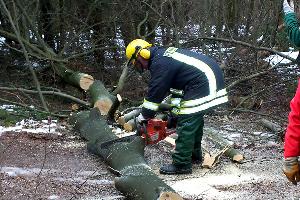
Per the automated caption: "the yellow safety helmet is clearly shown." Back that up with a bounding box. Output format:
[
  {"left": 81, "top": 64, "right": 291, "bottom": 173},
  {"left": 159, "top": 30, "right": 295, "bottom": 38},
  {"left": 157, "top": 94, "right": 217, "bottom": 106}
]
[{"left": 125, "top": 39, "right": 152, "bottom": 63}]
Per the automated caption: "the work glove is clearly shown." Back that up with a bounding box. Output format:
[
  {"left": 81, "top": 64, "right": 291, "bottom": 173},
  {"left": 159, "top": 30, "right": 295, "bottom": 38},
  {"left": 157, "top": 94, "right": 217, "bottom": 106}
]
[
  {"left": 283, "top": 156, "right": 300, "bottom": 185},
  {"left": 283, "top": 0, "right": 295, "bottom": 14}
]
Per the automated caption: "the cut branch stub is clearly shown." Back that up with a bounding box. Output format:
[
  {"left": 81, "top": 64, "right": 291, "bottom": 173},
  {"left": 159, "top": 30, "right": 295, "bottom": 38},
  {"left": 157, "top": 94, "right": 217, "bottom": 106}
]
[
  {"left": 89, "top": 80, "right": 116, "bottom": 115},
  {"left": 107, "top": 94, "right": 122, "bottom": 122}
]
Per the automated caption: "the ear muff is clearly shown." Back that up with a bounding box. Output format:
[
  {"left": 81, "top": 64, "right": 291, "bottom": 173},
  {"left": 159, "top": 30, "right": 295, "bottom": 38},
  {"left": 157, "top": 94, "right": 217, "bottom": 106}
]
[{"left": 139, "top": 48, "right": 150, "bottom": 59}]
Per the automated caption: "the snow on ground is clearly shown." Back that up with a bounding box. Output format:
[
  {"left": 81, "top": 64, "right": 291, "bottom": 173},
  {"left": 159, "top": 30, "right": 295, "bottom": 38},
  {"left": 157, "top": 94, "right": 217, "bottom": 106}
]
[
  {"left": 264, "top": 50, "right": 299, "bottom": 66},
  {"left": 0, "top": 105, "right": 65, "bottom": 136},
  {"left": 0, "top": 119, "right": 65, "bottom": 136}
]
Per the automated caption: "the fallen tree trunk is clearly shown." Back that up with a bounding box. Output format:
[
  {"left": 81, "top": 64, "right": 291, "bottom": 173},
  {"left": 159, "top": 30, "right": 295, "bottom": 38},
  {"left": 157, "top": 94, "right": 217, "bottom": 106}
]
[
  {"left": 54, "top": 63, "right": 94, "bottom": 91},
  {"left": 69, "top": 108, "right": 183, "bottom": 200}
]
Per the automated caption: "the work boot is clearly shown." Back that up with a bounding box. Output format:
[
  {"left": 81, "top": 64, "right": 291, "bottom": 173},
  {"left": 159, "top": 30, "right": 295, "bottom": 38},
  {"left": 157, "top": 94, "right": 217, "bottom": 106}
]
[{"left": 159, "top": 163, "right": 192, "bottom": 175}]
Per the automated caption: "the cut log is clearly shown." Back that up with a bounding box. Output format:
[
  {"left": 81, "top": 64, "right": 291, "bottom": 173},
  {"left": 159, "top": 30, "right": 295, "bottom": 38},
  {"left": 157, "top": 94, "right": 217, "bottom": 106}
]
[
  {"left": 117, "top": 109, "right": 141, "bottom": 125},
  {"left": 69, "top": 108, "right": 182, "bottom": 200},
  {"left": 259, "top": 118, "right": 282, "bottom": 133},
  {"left": 54, "top": 63, "right": 94, "bottom": 90},
  {"left": 204, "top": 128, "right": 244, "bottom": 163},
  {"left": 89, "top": 80, "right": 116, "bottom": 115},
  {"left": 79, "top": 73, "right": 94, "bottom": 90},
  {"left": 123, "top": 118, "right": 136, "bottom": 132}
]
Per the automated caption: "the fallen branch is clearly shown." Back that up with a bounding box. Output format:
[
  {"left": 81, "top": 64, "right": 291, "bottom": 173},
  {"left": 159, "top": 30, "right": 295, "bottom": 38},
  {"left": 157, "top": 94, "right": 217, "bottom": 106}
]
[
  {"left": 0, "top": 87, "right": 90, "bottom": 107},
  {"left": 107, "top": 94, "right": 122, "bottom": 122},
  {"left": 204, "top": 128, "right": 244, "bottom": 163},
  {"left": 259, "top": 118, "right": 282, "bottom": 133},
  {"left": 186, "top": 37, "right": 296, "bottom": 62},
  {"left": 0, "top": 97, "right": 68, "bottom": 118}
]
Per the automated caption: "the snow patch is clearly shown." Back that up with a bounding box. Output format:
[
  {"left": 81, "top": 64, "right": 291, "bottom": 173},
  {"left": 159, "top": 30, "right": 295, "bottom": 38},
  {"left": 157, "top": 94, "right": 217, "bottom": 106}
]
[
  {"left": 0, "top": 118, "right": 65, "bottom": 136},
  {"left": 265, "top": 51, "right": 299, "bottom": 66},
  {"left": 48, "top": 195, "right": 60, "bottom": 200},
  {"left": 172, "top": 172, "right": 262, "bottom": 198}
]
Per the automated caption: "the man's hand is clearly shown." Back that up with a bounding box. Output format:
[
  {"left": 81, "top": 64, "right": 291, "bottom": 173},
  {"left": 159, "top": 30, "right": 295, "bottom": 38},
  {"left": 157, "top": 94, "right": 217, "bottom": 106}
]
[
  {"left": 283, "top": 157, "right": 300, "bottom": 185},
  {"left": 283, "top": 0, "right": 295, "bottom": 14}
]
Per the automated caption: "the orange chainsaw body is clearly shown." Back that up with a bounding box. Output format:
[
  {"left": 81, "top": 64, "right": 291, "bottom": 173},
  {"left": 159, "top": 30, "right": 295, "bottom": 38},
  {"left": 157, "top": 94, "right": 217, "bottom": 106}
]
[{"left": 140, "top": 119, "right": 175, "bottom": 144}]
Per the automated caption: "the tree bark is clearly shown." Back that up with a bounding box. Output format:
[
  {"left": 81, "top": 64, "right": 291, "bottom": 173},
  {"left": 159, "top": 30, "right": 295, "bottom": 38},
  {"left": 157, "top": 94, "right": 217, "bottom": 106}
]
[
  {"left": 69, "top": 108, "right": 182, "bottom": 200},
  {"left": 89, "top": 80, "right": 116, "bottom": 115}
]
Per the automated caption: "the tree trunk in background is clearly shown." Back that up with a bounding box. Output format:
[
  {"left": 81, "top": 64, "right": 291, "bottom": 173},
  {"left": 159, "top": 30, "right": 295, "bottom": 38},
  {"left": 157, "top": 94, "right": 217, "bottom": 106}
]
[
  {"left": 244, "top": 0, "right": 255, "bottom": 36},
  {"left": 39, "top": 0, "right": 56, "bottom": 51},
  {"left": 225, "top": 0, "right": 237, "bottom": 36}
]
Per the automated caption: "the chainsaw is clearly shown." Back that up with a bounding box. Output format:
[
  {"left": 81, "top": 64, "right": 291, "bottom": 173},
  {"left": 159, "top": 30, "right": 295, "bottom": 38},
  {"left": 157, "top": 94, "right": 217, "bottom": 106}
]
[
  {"left": 100, "top": 117, "right": 177, "bottom": 149},
  {"left": 136, "top": 118, "right": 176, "bottom": 145}
]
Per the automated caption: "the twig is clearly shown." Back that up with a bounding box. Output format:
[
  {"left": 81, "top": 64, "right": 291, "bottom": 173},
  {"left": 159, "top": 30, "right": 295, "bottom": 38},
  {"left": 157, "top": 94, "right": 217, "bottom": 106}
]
[{"left": 112, "top": 61, "right": 130, "bottom": 96}]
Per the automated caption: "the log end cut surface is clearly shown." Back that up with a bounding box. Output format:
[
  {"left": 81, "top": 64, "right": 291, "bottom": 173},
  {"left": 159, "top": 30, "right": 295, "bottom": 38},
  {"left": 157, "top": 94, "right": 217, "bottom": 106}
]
[
  {"left": 94, "top": 98, "right": 113, "bottom": 115},
  {"left": 232, "top": 154, "right": 244, "bottom": 163},
  {"left": 80, "top": 74, "right": 94, "bottom": 90},
  {"left": 159, "top": 192, "right": 183, "bottom": 200}
]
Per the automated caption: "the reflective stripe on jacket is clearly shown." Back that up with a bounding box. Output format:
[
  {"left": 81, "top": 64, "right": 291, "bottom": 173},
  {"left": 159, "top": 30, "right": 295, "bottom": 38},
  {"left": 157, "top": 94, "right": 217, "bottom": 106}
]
[{"left": 142, "top": 47, "right": 228, "bottom": 118}]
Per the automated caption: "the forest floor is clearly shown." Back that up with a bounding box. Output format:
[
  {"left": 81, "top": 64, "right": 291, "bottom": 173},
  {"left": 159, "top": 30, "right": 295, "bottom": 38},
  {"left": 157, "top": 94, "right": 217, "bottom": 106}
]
[{"left": 0, "top": 111, "right": 299, "bottom": 200}]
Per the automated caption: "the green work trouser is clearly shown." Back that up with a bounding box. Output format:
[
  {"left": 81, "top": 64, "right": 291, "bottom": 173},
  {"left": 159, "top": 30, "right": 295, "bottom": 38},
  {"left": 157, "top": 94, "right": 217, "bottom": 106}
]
[{"left": 172, "top": 113, "right": 204, "bottom": 166}]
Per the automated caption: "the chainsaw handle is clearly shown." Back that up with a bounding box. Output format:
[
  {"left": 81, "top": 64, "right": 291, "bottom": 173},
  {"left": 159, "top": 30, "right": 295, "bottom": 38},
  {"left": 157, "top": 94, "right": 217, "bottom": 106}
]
[{"left": 135, "top": 118, "right": 148, "bottom": 136}]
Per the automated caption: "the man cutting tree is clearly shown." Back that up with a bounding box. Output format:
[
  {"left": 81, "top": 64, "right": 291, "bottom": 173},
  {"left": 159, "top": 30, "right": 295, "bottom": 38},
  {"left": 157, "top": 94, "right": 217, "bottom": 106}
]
[
  {"left": 282, "top": 0, "right": 300, "bottom": 185},
  {"left": 125, "top": 39, "right": 228, "bottom": 174}
]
